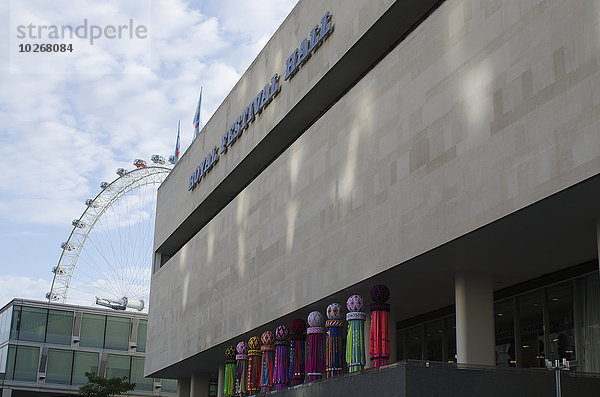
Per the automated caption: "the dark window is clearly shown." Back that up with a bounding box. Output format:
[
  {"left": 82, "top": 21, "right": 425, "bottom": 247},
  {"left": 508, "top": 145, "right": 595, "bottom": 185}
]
[
  {"left": 46, "top": 310, "right": 73, "bottom": 345},
  {"left": 79, "top": 314, "right": 105, "bottom": 348}
]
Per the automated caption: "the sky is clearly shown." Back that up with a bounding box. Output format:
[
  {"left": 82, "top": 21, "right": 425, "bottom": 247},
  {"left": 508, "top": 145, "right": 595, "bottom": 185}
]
[{"left": 0, "top": 0, "right": 298, "bottom": 308}]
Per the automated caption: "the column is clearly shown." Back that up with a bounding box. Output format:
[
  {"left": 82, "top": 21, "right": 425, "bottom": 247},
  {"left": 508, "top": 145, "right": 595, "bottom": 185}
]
[
  {"left": 363, "top": 312, "right": 371, "bottom": 369},
  {"left": 455, "top": 272, "right": 495, "bottom": 365},
  {"left": 190, "top": 372, "right": 210, "bottom": 397},
  {"left": 216, "top": 364, "right": 224, "bottom": 397},
  {"left": 2, "top": 389, "right": 12, "bottom": 397},
  {"left": 177, "top": 377, "right": 191, "bottom": 397},
  {"left": 389, "top": 309, "right": 397, "bottom": 363}
]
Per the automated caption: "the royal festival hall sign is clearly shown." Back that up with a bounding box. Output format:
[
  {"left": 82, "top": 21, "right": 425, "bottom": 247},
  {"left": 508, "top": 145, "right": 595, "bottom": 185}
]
[{"left": 189, "top": 12, "right": 333, "bottom": 191}]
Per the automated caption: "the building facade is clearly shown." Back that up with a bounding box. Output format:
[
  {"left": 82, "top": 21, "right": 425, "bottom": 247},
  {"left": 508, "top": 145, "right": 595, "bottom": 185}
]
[
  {"left": 0, "top": 299, "right": 177, "bottom": 397},
  {"left": 146, "top": 0, "right": 600, "bottom": 395}
]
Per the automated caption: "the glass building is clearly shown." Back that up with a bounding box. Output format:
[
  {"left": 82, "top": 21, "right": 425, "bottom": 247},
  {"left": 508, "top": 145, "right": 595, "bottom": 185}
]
[{"left": 0, "top": 299, "right": 177, "bottom": 397}]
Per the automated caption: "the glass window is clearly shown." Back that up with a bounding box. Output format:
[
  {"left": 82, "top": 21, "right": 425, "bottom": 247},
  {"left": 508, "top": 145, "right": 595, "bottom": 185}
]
[
  {"left": 46, "top": 349, "right": 73, "bottom": 385},
  {"left": 405, "top": 325, "right": 423, "bottom": 360},
  {"left": 425, "top": 319, "right": 443, "bottom": 361},
  {"left": 397, "top": 330, "right": 406, "bottom": 361},
  {"left": 495, "top": 298, "right": 516, "bottom": 367},
  {"left": 0, "top": 306, "right": 13, "bottom": 344},
  {"left": 0, "top": 345, "right": 7, "bottom": 373},
  {"left": 130, "top": 357, "right": 152, "bottom": 391},
  {"left": 19, "top": 307, "right": 47, "bottom": 342},
  {"left": 443, "top": 316, "right": 456, "bottom": 363},
  {"left": 13, "top": 346, "right": 39, "bottom": 381},
  {"left": 46, "top": 310, "right": 73, "bottom": 345},
  {"left": 137, "top": 320, "right": 147, "bottom": 353},
  {"left": 6, "top": 345, "right": 16, "bottom": 380},
  {"left": 161, "top": 379, "right": 177, "bottom": 394},
  {"left": 80, "top": 314, "right": 105, "bottom": 348},
  {"left": 574, "top": 272, "right": 600, "bottom": 373},
  {"left": 517, "top": 291, "right": 545, "bottom": 368},
  {"left": 106, "top": 354, "right": 130, "bottom": 380},
  {"left": 10, "top": 306, "right": 21, "bottom": 340},
  {"left": 72, "top": 351, "right": 99, "bottom": 385},
  {"left": 209, "top": 379, "right": 217, "bottom": 396},
  {"left": 546, "top": 282, "right": 575, "bottom": 363},
  {"left": 105, "top": 317, "right": 130, "bottom": 351}
]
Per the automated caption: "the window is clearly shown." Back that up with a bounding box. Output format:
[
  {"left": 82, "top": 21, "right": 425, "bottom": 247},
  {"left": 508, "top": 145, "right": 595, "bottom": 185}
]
[
  {"left": 130, "top": 357, "right": 152, "bottom": 391},
  {"left": 13, "top": 345, "right": 39, "bottom": 381},
  {"left": 495, "top": 298, "right": 515, "bottom": 367},
  {"left": 46, "top": 310, "right": 73, "bottom": 345},
  {"left": 161, "top": 378, "right": 178, "bottom": 394},
  {"left": 574, "top": 273, "right": 600, "bottom": 373},
  {"left": 46, "top": 349, "right": 73, "bottom": 384},
  {"left": 0, "top": 306, "right": 13, "bottom": 344},
  {"left": 517, "top": 290, "right": 545, "bottom": 368},
  {"left": 106, "top": 354, "right": 130, "bottom": 380},
  {"left": 398, "top": 315, "right": 456, "bottom": 363},
  {"left": 72, "top": 351, "right": 99, "bottom": 385},
  {"left": 6, "top": 345, "right": 16, "bottom": 380},
  {"left": 80, "top": 314, "right": 105, "bottom": 348},
  {"left": 0, "top": 345, "right": 8, "bottom": 373},
  {"left": 105, "top": 317, "right": 130, "bottom": 350},
  {"left": 405, "top": 325, "right": 423, "bottom": 360},
  {"left": 137, "top": 320, "right": 147, "bottom": 352},
  {"left": 10, "top": 306, "right": 20, "bottom": 340},
  {"left": 18, "top": 307, "right": 47, "bottom": 342},
  {"left": 546, "top": 282, "right": 575, "bottom": 363}
]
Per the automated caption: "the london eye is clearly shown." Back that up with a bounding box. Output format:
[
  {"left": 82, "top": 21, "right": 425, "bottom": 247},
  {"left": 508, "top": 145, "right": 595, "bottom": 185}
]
[{"left": 47, "top": 156, "right": 172, "bottom": 311}]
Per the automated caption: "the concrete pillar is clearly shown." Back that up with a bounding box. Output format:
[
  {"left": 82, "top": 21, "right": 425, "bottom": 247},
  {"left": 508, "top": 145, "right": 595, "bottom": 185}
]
[
  {"left": 190, "top": 372, "right": 210, "bottom": 397},
  {"left": 455, "top": 272, "right": 495, "bottom": 365},
  {"left": 364, "top": 312, "right": 371, "bottom": 369},
  {"left": 177, "top": 377, "right": 191, "bottom": 397},
  {"left": 216, "top": 364, "right": 224, "bottom": 397},
  {"left": 389, "top": 309, "right": 397, "bottom": 363}
]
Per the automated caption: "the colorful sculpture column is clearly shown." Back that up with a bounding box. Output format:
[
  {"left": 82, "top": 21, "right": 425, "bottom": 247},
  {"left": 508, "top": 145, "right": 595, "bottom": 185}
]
[
  {"left": 306, "top": 311, "right": 325, "bottom": 382},
  {"left": 246, "top": 336, "right": 261, "bottom": 396},
  {"left": 259, "top": 331, "right": 275, "bottom": 393},
  {"left": 273, "top": 325, "right": 290, "bottom": 389},
  {"left": 346, "top": 295, "right": 366, "bottom": 373},
  {"left": 325, "top": 303, "right": 344, "bottom": 378},
  {"left": 235, "top": 341, "right": 249, "bottom": 396},
  {"left": 289, "top": 319, "right": 307, "bottom": 386},
  {"left": 223, "top": 346, "right": 237, "bottom": 397},
  {"left": 370, "top": 284, "right": 391, "bottom": 367}
]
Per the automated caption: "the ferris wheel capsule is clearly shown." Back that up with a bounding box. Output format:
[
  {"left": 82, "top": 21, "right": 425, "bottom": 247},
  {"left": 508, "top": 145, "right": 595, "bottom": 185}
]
[
  {"left": 151, "top": 154, "right": 165, "bottom": 165},
  {"left": 61, "top": 242, "right": 75, "bottom": 251},
  {"left": 116, "top": 168, "right": 127, "bottom": 177},
  {"left": 100, "top": 182, "right": 109, "bottom": 189},
  {"left": 168, "top": 155, "right": 176, "bottom": 165},
  {"left": 72, "top": 219, "right": 86, "bottom": 228},
  {"left": 52, "top": 266, "right": 66, "bottom": 275},
  {"left": 133, "top": 159, "right": 147, "bottom": 168},
  {"left": 85, "top": 199, "right": 98, "bottom": 208}
]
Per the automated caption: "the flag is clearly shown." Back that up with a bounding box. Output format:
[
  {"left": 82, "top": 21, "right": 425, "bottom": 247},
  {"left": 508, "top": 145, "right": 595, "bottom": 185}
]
[
  {"left": 193, "top": 87, "right": 203, "bottom": 138},
  {"left": 174, "top": 120, "right": 181, "bottom": 163}
]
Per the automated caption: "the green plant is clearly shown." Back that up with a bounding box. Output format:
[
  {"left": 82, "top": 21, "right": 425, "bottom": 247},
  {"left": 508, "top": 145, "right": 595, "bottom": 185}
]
[{"left": 78, "top": 372, "right": 136, "bottom": 397}]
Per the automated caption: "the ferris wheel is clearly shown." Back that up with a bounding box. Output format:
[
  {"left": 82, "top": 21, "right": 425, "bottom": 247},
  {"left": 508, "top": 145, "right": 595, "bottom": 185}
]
[{"left": 47, "top": 155, "right": 174, "bottom": 311}]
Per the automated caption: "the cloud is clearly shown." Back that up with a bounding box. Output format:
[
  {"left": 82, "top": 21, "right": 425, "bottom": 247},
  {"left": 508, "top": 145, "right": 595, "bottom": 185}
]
[
  {"left": 0, "top": 276, "right": 49, "bottom": 308},
  {"left": 0, "top": 0, "right": 298, "bottom": 228},
  {"left": 0, "top": 0, "right": 298, "bottom": 308}
]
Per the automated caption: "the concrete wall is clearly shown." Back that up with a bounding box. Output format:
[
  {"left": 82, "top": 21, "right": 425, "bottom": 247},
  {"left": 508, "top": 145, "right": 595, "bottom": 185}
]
[
  {"left": 147, "top": 0, "right": 600, "bottom": 376},
  {"left": 153, "top": 0, "right": 396, "bottom": 252},
  {"left": 256, "top": 362, "right": 600, "bottom": 397}
]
